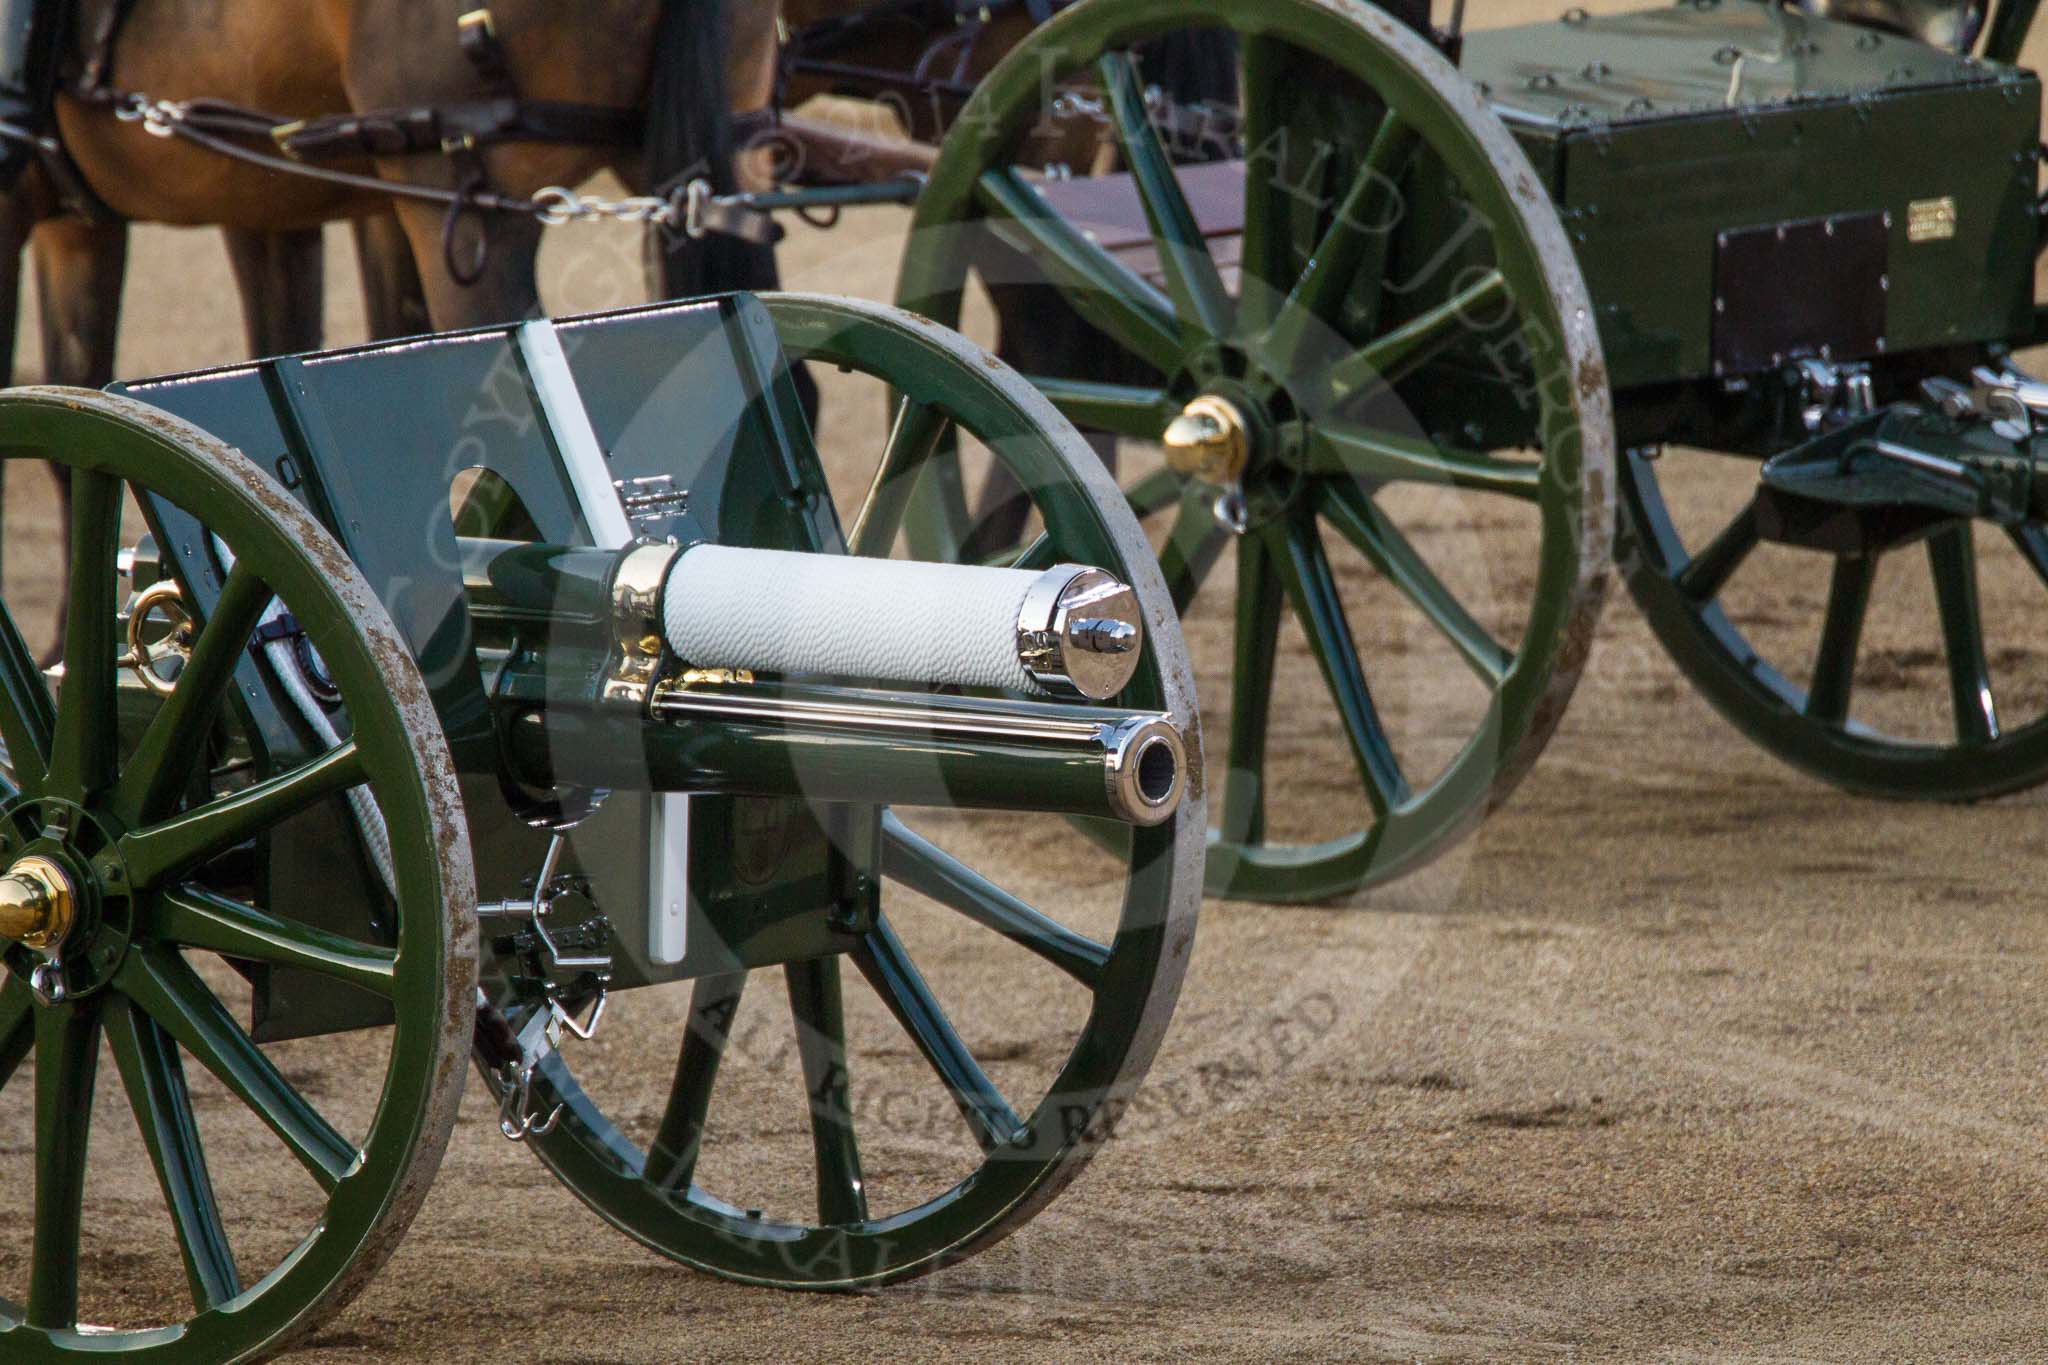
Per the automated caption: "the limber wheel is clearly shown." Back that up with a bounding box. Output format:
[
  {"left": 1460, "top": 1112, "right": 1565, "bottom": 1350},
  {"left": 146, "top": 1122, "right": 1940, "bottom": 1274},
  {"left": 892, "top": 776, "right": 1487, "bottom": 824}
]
[
  {"left": 0, "top": 392, "right": 474, "bottom": 1359},
  {"left": 498, "top": 295, "right": 1204, "bottom": 1288},
  {"left": 897, "top": 0, "right": 1613, "bottom": 904},
  {"left": 1623, "top": 446, "right": 2048, "bottom": 800}
]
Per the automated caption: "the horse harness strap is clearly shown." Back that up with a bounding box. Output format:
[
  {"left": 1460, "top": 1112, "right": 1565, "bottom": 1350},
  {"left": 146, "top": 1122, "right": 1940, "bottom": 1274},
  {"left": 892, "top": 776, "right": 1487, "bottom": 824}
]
[{"left": 271, "top": 98, "right": 641, "bottom": 165}]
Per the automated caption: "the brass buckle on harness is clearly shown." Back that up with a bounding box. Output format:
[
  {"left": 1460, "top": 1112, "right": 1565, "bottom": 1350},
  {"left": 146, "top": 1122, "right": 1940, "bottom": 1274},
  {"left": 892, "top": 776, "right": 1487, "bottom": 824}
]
[{"left": 269, "top": 118, "right": 306, "bottom": 159}]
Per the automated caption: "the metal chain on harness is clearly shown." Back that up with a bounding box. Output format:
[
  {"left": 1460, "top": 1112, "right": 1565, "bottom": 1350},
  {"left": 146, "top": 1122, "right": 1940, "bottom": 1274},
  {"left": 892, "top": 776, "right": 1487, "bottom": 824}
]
[{"left": 108, "top": 91, "right": 779, "bottom": 248}]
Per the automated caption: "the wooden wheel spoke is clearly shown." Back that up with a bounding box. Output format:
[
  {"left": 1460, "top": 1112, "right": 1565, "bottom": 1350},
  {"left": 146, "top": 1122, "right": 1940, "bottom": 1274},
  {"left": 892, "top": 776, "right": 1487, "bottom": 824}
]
[
  {"left": 1320, "top": 480, "right": 1512, "bottom": 686},
  {"left": 1158, "top": 495, "right": 1230, "bottom": 615},
  {"left": 975, "top": 168, "right": 1184, "bottom": 374},
  {"left": 29, "top": 998, "right": 102, "bottom": 1330},
  {"left": 1322, "top": 269, "right": 1508, "bottom": 402},
  {"left": 1222, "top": 533, "right": 1285, "bottom": 847},
  {"left": 1264, "top": 113, "right": 1420, "bottom": 373},
  {"left": 1236, "top": 33, "right": 1296, "bottom": 332},
  {"left": 112, "top": 563, "right": 272, "bottom": 826},
  {"left": 0, "top": 598, "right": 53, "bottom": 794},
  {"left": 1125, "top": 466, "right": 1184, "bottom": 521},
  {"left": 881, "top": 812, "right": 1110, "bottom": 989},
  {"left": 157, "top": 886, "right": 396, "bottom": 999},
  {"left": 785, "top": 959, "right": 869, "bottom": 1227},
  {"left": 992, "top": 531, "right": 1058, "bottom": 573},
  {"left": 644, "top": 973, "right": 746, "bottom": 1195},
  {"left": 1806, "top": 554, "right": 1877, "bottom": 726},
  {"left": 106, "top": 999, "right": 240, "bottom": 1311},
  {"left": 117, "top": 949, "right": 357, "bottom": 1191},
  {"left": 1274, "top": 517, "right": 1409, "bottom": 815},
  {"left": 851, "top": 399, "right": 951, "bottom": 558},
  {"left": 120, "top": 740, "right": 368, "bottom": 890},
  {"left": 854, "top": 915, "right": 1022, "bottom": 1154},
  {"left": 1030, "top": 376, "right": 1179, "bottom": 439},
  {"left": 1676, "top": 499, "right": 1762, "bottom": 604},
  {"left": 0, "top": 974, "right": 31, "bottom": 1093},
  {"left": 1308, "top": 423, "right": 1541, "bottom": 501},
  {"left": 1928, "top": 525, "right": 1999, "bottom": 744},
  {"left": 2005, "top": 523, "right": 2048, "bottom": 596},
  {"left": 45, "top": 470, "right": 126, "bottom": 802},
  {"left": 1097, "top": 51, "right": 1235, "bottom": 342}
]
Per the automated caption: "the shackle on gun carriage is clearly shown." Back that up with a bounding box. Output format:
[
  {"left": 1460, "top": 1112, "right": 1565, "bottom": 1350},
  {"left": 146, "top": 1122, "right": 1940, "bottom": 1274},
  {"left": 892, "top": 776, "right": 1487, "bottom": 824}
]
[{"left": 0, "top": 291, "right": 1204, "bottom": 1357}]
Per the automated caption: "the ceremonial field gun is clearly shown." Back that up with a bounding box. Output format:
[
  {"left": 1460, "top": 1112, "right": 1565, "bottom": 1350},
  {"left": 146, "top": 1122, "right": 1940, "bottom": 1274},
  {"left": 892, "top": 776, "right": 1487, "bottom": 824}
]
[{"left": 0, "top": 292, "right": 1203, "bottom": 1358}]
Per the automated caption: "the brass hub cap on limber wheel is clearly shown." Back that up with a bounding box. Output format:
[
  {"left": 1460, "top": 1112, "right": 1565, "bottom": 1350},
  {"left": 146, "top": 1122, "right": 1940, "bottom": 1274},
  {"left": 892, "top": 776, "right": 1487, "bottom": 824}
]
[
  {"left": 1163, "top": 394, "right": 1253, "bottom": 485},
  {"left": 0, "top": 857, "right": 74, "bottom": 951}
]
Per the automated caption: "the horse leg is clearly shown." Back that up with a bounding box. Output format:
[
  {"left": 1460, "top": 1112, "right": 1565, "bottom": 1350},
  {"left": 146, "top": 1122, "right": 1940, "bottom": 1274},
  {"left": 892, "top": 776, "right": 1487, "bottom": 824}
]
[
  {"left": 0, "top": 186, "right": 34, "bottom": 596},
  {"left": 384, "top": 197, "right": 545, "bottom": 330},
  {"left": 224, "top": 226, "right": 326, "bottom": 358},
  {"left": 29, "top": 213, "right": 126, "bottom": 664},
  {"left": 352, "top": 211, "right": 431, "bottom": 341}
]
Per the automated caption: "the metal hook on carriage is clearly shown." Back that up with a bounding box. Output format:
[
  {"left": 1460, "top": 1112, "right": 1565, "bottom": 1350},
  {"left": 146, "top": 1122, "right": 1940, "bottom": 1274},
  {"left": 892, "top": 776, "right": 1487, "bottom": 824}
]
[{"left": 496, "top": 1059, "right": 566, "bottom": 1141}]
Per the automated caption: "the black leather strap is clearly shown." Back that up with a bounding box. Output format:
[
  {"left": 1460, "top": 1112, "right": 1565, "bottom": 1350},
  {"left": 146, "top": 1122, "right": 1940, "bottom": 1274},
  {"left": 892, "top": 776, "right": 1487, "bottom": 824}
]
[{"left": 276, "top": 97, "right": 640, "bottom": 163}]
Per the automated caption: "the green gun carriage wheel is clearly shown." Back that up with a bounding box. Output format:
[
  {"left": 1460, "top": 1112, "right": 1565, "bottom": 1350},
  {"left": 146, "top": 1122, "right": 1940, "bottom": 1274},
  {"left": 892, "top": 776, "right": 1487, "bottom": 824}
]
[
  {"left": 897, "top": 0, "right": 1614, "bottom": 904},
  {"left": 490, "top": 294, "right": 1204, "bottom": 1288},
  {"left": 1621, "top": 445, "right": 2048, "bottom": 802},
  {"left": 0, "top": 391, "right": 475, "bottom": 1360}
]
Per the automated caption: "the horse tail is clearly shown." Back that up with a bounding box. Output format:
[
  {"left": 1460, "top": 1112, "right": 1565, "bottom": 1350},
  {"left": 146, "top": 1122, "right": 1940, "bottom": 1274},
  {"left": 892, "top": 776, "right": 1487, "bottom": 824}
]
[{"left": 644, "top": 0, "right": 780, "bottom": 300}]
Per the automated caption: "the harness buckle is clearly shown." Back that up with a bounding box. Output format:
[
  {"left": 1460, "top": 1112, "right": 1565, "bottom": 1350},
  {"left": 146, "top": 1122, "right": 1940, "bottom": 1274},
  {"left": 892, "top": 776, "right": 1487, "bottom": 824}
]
[{"left": 270, "top": 118, "right": 307, "bottom": 159}]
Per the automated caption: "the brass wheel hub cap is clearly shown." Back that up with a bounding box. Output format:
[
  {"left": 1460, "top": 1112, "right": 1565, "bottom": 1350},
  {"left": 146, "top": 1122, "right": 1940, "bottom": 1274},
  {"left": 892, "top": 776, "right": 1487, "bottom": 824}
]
[
  {"left": 1162, "top": 394, "right": 1253, "bottom": 486},
  {"left": 0, "top": 855, "right": 75, "bottom": 951}
]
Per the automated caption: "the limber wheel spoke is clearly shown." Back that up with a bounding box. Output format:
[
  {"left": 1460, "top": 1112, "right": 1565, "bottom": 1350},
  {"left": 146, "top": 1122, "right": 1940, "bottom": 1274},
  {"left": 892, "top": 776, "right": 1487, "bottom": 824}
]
[
  {"left": 45, "top": 469, "right": 124, "bottom": 802},
  {"left": 2006, "top": 523, "right": 2048, "bottom": 595},
  {"left": 1929, "top": 524, "right": 1999, "bottom": 744},
  {"left": 1030, "top": 376, "right": 1180, "bottom": 439},
  {"left": 645, "top": 972, "right": 745, "bottom": 1195},
  {"left": 120, "top": 740, "right": 368, "bottom": 890},
  {"left": 851, "top": 398, "right": 951, "bottom": 558},
  {"left": 1222, "top": 533, "right": 1284, "bottom": 847},
  {"left": 1322, "top": 269, "right": 1508, "bottom": 403},
  {"left": 1125, "top": 466, "right": 1184, "bottom": 521},
  {"left": 1158, "top": 495, "right": 1229, "bottom": 615},
  {"left": 785, "top": 959, "right": 868, "bottom": 1227},
  {"left": 995, "top": 531, "right": 1058, "bottom": 573},
  {"left": 1320, "top": 479, "right": 1512, "bottom": 687},
  {"left": 158, "top": 886, "right": 396, "bottom": 999},
  {"left": 0, "top": 598, "right": 53, "bottom": 793},
  {"left": 117, "top": 948, "right": 357, "bottom": 1191},
  {"left": 0, "top": 975, "right": 32, "bottom": 1094},
  {"left": 1097, "top": 51, "right": 1234, "bottom": 343},
  {"left": 1807, "top": 553, "right": 1877, "bottom": 726},
  {"left": 854, "top": 914, "right": 1022, "bottom": 1154},
  {"left": 881, "top": 812, "right": 1110, "bottom": 989},
  {"left": 113, "top": 563, "right": 271, "bottom": 826},
  {"left": 29, "top": 998, "right": 102, "bottom": 1331},
  {"left": 1264, "top": 113, "right": 1419, "bottom": 375},
  {"left": 1275, "top": 515, "right": 1409, "bottom": 816},
  {"left": 1309, "top": 423, "right": 1541, "bottom": 502},
  {"left": 976, "top": 168, "right": 1184, "bottom": 374},
  {"left": 1237, "top": 33, "right": 1295, "bottom": 333},
  {"left": 106, "top": 999, "right": 240, "bottom": 1311},
  {"left": 1676, "top": 499, "right": 1762, "bottom": 604}
]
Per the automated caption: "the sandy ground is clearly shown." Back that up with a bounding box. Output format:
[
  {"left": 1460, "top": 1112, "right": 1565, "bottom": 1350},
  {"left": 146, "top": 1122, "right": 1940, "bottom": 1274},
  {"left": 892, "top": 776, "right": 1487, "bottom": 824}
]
[{"left": 5, "top": 2, "right": 2048, "bottom": 1361}]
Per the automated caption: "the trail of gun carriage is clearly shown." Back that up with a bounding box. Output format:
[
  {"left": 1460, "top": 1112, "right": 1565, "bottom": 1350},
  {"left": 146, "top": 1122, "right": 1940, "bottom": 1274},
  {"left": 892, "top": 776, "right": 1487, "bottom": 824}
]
[{"left": 0, "top": 0, "right": 2045, "bottom": 1359}]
